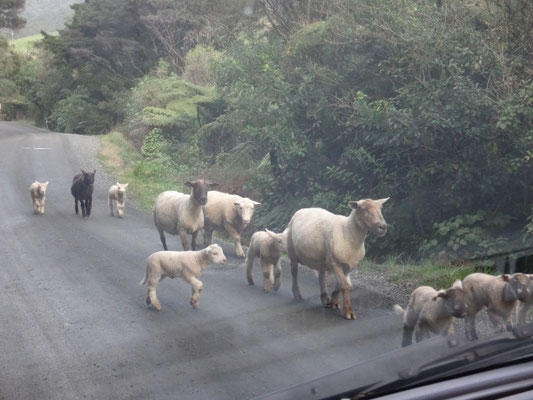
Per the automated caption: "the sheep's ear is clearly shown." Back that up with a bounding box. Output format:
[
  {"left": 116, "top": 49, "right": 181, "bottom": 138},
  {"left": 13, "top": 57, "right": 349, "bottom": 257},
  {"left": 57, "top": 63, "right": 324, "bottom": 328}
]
[
  {"left": 377, "top": 197, "right": 390, "bottom": 205},
  {"left": 252, "top": 201, "right": 261, "bottom": 206},
  {"left": 81, "top": 169, "right": 86, "bottom": 174},
  {"left": 123, "top": 183, "right": 128, "bottom": 188},
  {"left": 502, "top": 274, "right": 511, "bottom": 282},
  {"left": 348, "top": 201, "right": 358, "bottom": 209},
  {"left": 433, "top": 289, "right": 447, "bottom": 300},
  {"left": 265, "top": 229, "right": 276, "bottom": 239},
  {"left": 207, "top": 182, "right": 219, "bottom": 188},
  {"left": 185, "top": 181, "right": 194, "bottom": 188},
  {"left": 452, "top": 279, "right": 463, "bottom": 289},
  {"left": 43, "top": 181, "right": 49, "bottom": 186},
  {"left": 233, "top": 201, "right": 241, "bottom": 207},
  {"left": 93, "top": 169, "right": 96, "bottom": 174}
]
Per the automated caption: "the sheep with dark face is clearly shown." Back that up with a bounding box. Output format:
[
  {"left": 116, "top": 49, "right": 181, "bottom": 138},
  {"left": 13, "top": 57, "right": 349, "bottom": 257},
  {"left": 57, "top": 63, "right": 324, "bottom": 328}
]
[
  {"left": 153, "top": 179, "right": 218, "bottom": 251},
  {"left": 463, "top": 272, "right": 531, "bottom": 340},
  {"left": 287, "top": 198, "right": 389, "bottom": 320},
  {"left": 30, "top": 181, "right": 48, "bottom": 214},
  {"left": 71, "top": 169, "right": 95, "bottom": 218},
  {"left": 394, "top": 280, "right": 468, "bottom": 347},
  {"left": 108, "top": 182, "right": 128, "bottom": 217},
  {"left": 246, "top": 229, "right": 287, "bottom": 293}
]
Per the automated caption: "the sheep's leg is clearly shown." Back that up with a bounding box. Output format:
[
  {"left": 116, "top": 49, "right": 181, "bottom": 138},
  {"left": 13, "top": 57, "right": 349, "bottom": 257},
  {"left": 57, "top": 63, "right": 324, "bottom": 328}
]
[
  {"left": 290, "top": 257, "right": 303, "bottom": 301},
  {"left": 74, "top": 198, "right": 79, "bottom": 214},
  {"left": 401, "top": 306, "right": 418, "bottom": 347},
  {"left": 224, "top": 223, "right": 244, "bottom": 257},
  {"left": 203, "top": 226, "right": 213, "bottom": 246},
  {"left": 401, "top": 325, "right": 414, "bottom": 347},
  {"left": 246, "top": 251, "right": 255, "bottom": 285},
  {"left": 146, "top": 287, "right": 161, "bottom": 311},
  {"left": 273, "top": 260, "right": 281, "bottom": 292},
  {"left": 186, "top": 276, "right": 203, "bottom": 309},
  {"left": 80, "top": 200, "right": 86, "bottom": 217},
  {"left": 331, "top": 263, "right": 355, "bottom": 320},
  {"left": 109, "top": 197, "right": 114, "bottom": 216},
  {"left": 415, "top": 321, "right": 431, "bottom": 343},
  {"left": 262, "top": 261, "right": 274, "bottom": 293},
  {"left": 87, "top": 197, "right": 92, "bottom": 216},
  {"left": 158, "top": 229, "right": 168, "bottom": 251},
  {"left": 518, "top": 303, "right": 530, "bottom": 326},
  {"left": 488, "top": 309, "right": 508, "bottom": 333},
  {"left": 191, "top": 230, "right": 199, "bottom": 251},
  {"left": 179, "top": 228, "right": 190, "bottom": 251},
  {"left": 330, "top": 280, "right": 340, "bottom": 310},
  {"left": 40, "top": 197, "right": 45, "bottom": 214},
  {"left": 319, "top": 271, "right": 330, "bottom": 306},
  {"left": 32, "top": 199, "right": 38, "bottom": 214},
  {"left": 465, "top": 315, "right": 479, "bottom": 341}
]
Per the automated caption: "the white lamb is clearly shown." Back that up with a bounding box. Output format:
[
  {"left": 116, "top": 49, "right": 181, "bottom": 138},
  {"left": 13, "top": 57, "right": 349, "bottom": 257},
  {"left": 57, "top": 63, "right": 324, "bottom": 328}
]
[
  {"left": 29, "top": 181, "right": 48, "bottom": 214},
  {"left": 108, "top": 182, "right": 128, "bottom": 217},
  {"left": 246, "top": 229, "right": 287, "bottom": 293},
  {"left": 203, "top": 190, "right": 261, "bottom": 257},
  {"left": 140, "top": 244, "right": 227, "bottom": 310}
]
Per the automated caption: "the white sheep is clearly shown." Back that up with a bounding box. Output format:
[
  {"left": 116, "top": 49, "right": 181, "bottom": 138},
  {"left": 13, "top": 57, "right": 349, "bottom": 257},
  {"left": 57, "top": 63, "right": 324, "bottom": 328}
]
[
  {"left": 463, "top": 272, "right": 531, "bottom": 340},
  {"left": 140, "top": 244, "right": 227, "bottom": 310},
  {"left": 246, "top": 229, "right": 287, "bottom": 293},
  {"left": 394, "top": 279, "right": 467, "bottom": 346},
  {"left": 203, "top": 190, "right": 261, "bottom": 257},
  {"left": 108, "top": 182, "right": 128, "bottom": 217},
  {"left": 153, "top": 179, "right": 218, "bottom": 251},
  {"left": 29, "top": 181, "right": 48, "bottom": 214},
  {"left": 287, "top": 198, "right": 389, "bottom": 320}
]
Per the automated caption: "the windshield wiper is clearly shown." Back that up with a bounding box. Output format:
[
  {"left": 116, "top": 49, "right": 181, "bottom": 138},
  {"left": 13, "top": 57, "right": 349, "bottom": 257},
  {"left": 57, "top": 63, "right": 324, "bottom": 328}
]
[{"left": 253, "top": 323, "right": 533, "bottom": 400}]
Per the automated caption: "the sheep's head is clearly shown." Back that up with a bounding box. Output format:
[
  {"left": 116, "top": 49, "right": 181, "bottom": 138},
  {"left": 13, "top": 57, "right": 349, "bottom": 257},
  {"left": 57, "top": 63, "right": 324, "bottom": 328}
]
[
  {"left": 207, "top": 244, "right": 227, "bottom": 264},
  {"left": 233, "top": 198, "right": 261, "bottom": 227},
  {"left": 81, "top": 169, "right": 96, "bottom": 185},
  {"left": 37, "top": 181, "right": 49, "bottom": 195},
  {"left": 502, "top": 273, "right": 531, "bottom": 302},
  {"left": 349, "top": 197, "right": 389, "bottom": 237},
  {"left": 185, "top": 179, "right": 218, "bottom": 206},
  {"left": 265, "top": 228, "right": 287, "bottom": 251},
  {"left": 116, "top": 182, "right": 128, "bottom": 196},
  {"left": 433, "top": 279, "right": 468, "bottom": 318}
]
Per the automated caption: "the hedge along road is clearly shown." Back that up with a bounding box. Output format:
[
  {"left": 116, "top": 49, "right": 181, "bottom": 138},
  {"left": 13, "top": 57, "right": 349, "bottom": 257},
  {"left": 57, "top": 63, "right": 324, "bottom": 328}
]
[{"left": 0, "top": 121, "right": 401, "bottom": 400}]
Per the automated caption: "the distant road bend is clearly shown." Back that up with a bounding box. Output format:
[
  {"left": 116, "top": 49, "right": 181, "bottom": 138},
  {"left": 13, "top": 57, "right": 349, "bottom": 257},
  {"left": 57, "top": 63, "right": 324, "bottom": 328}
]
[{"left": 0, "top": 122, "right": 400, "bottom": 400}]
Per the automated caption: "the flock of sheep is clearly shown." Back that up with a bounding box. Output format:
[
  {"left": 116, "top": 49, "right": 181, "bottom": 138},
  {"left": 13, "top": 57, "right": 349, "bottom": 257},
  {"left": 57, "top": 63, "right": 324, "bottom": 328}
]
[{"left": 30, "top": 174, "right": 533, "bottom": 346}]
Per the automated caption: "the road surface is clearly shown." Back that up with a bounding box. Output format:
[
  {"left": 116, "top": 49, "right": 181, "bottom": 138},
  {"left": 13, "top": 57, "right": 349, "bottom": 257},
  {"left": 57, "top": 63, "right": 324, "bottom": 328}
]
[{"left": 0, "top": 122, "right": 401, "bottom": 400}]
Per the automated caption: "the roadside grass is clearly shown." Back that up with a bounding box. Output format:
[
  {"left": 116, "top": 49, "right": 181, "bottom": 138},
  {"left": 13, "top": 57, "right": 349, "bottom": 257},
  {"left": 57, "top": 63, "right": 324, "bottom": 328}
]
[
  {"left": 359, "top": 255, "right": 496, "bottom": 289},
  {"left": 98, "top": 131, "right": 185, "bottom": 211},
  {"left": 11, "top": 33, "right": 47, "bottom": 52}
]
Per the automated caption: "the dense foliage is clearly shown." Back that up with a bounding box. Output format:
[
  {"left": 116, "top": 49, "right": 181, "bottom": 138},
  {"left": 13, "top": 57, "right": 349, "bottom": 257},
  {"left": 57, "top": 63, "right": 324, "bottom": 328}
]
[{"left": 7, "top": 0, "right": 533, "bottom": 258}]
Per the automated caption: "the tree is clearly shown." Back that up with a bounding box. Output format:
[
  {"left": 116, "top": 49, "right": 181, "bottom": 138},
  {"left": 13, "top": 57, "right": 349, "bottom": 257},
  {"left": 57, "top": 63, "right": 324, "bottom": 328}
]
[{"left": 0, "top": 0, "right": 26, "bottom": 30}]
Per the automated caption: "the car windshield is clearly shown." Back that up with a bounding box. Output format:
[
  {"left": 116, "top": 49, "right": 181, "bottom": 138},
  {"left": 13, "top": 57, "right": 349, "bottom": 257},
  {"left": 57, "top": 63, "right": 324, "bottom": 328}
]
[{"left": 2, "top": 1, "right": 533, "bottom": 399}]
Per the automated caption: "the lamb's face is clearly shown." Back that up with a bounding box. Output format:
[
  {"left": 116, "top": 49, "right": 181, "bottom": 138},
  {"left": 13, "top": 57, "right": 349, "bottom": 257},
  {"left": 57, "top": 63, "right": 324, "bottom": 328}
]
[
  {"left": 208, "top": 244, "right": 227, "bottom": 264},
  {"left": 437, "top": 287, "right": 468, "bottom": 318},
  {"left": 116, "top": 182, "right": 128, "bottom": 197},
  {"left": 233, "top": 198, "right": 261, "bottom": 227},
  {"left": 508, "top": 273, "right": 531, "bottom": 301},
  {"left": 349, "top": 198, "right": 389, "bottom": 237},
  {"left": 81, "top": 169, "right": 96, "bottom": 185},
  {"left": 38, "top": 181, "right": 49, "bottom": 195}
]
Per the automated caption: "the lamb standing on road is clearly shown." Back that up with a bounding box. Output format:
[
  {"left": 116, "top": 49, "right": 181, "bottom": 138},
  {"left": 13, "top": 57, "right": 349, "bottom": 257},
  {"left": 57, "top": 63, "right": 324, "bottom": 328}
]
[
  {"left": 30, "top": 181, "right": 49, "bottom": 214},
  {"left": 71, "top": 169, "right": 95, "bottom": 218},
  {"left": 203, "top": 190, "right": 261, "bottom": 257},
  {"left": 246, "top": 229, "right": 287, "bottom": 293},
  {"left": 286, "top": 198, "right": 389, "bottom": 320},
  {"left": 153, "top": 179, "right": 218, "bottom": 251},
  {"left": 394, "top": 279, "right": 468, "bottom": 347},
  {"left": 108, "top": 182, "right": 128, "bottom": 217},
  {"left": 463, "top": 272, "right": 530, "bottom": 340},
  {"left": 140, "top": 244, "right": 227, "bottom": 310}
]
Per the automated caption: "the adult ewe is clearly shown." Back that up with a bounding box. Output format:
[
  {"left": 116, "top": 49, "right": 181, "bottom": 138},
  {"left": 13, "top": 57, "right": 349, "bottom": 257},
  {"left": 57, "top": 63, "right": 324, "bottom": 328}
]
[
  {"left": 108, "top": 182, "right": 128, "bottom": 217},
  {"left": 394, "top": 279, "right": 467, "bottom": 347},
  {"left": 153, "top": 179, "right": 218, "bottom": 251},
  {"left": 140, "top": 244, "right": 227, "bottom": 310},
  {"left": 287, "top": 198, "right": 389, "bottom": 320},
  {"left": 203, "top": 191, "right": 261, "bottom": 257},
  {"left": 71, "top": 169, "right": 95, "bottom": 218},
  {"left": 29, "top": 181, "right": 48, "bottom": 214}
]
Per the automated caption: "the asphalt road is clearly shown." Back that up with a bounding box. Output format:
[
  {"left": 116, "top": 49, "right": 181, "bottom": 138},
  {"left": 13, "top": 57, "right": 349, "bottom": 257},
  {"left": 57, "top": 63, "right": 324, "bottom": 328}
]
[{"left": 0, "top": 122, "right": 401, "bottom": 400}]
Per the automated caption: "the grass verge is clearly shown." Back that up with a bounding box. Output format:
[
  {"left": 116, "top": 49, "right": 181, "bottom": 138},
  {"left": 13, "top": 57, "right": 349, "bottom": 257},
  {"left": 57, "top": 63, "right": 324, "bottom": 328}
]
[{"left": 98, "top": 131, "right": 185, "bottom": 211}]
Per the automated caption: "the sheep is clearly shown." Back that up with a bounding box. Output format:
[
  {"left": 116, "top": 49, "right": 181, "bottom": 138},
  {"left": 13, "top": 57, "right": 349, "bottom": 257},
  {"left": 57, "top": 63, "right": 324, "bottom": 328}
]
[
  {"left": 30, "top": 181, "right": 49, "bottom": 214},
  {"left": 153, "top": 179, "right": 218, "bottom": 251},
  {"left": 516, "top": 274, "right": 533, "bottom": 326},
  {"left": 71, "top": 169, "right": 95, "bottom": 218},
  {"left": 108, "top": 182, "right": 128, "bottom": 217},
  {"left": 463, "top": 272, "right": 531, "bottom": 340},
  {"left": 140, "top": 244, "right": 227, "bottom": 310},
  {"left": 394, "top": 279, "right": 468, "bottom": 347},
  {"left": 246, "top": 229, "right": 287, "bottom": 293},
  {"left": 287, "top": 198, "right": 389, "bottom": 320},
  {"left": 203, "top": 190, "right": 261, "bottom": 257}
]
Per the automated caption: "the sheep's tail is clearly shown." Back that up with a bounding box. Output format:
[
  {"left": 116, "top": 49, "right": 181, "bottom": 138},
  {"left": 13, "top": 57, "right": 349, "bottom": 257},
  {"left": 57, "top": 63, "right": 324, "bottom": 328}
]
[
  {"left": 140, "top": 267, "right": 148, "bottom": 285},
  {"left": 393, "top": 304, "right": 405, "bottom": 316}
]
